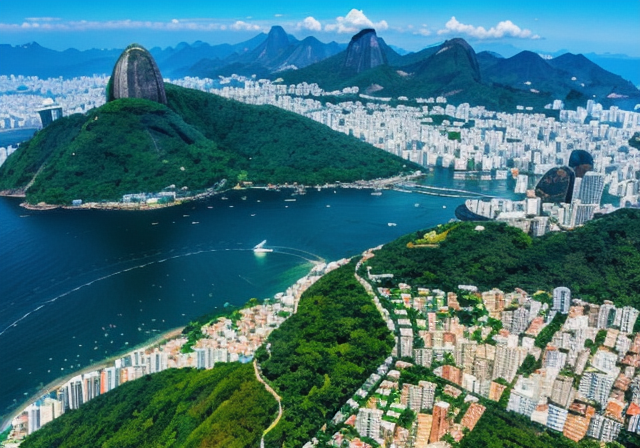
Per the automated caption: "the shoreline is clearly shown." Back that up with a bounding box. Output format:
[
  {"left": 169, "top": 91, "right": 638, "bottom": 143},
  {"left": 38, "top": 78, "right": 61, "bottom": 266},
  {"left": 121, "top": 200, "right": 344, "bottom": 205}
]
[
  {"left": 0, "top": 327, "right": 184, "bottom": 432},
  {"left": 0, "top": 259, "right": 327, "bottom": 435},
  {"left": 3, "top": 171, "right": 424, "bottom": 212}
]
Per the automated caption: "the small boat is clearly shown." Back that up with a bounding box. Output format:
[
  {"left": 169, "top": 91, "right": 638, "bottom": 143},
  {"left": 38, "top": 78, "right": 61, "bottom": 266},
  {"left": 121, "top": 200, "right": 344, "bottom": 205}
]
[
  {"left": 192, "top": 221, "right": 199, "bottom": 224},
  {"left": 388, "top": 223, "right": 397, "bottom": 227},
  {"left": 284, "top": 198, "right": 296, "bottom": 202},
  {"left": 253, "top": 240, "right": 273, "bottom": 253},
  {"left": 371, "top": 190, "right": 382, "bottom": 196},
  {"left": 443, "top": 205, "right": 447, "bottom": 209}
]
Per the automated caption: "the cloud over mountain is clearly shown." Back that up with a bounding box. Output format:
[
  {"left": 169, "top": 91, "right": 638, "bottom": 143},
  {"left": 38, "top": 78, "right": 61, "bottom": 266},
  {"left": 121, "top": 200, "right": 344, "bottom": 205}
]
[
  {"left": 297, "top": 16, "right": 322, "bottom": 32},
  {"left": 325, "top": 9, "right": 388, "bottom": 34},
  {"left": 438, "top": 16, "right": 540, "bottom": 40}
]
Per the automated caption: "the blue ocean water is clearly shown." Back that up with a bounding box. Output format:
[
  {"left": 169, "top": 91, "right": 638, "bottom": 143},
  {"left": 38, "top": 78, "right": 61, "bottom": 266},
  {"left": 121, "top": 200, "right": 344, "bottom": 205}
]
[{"left": 0, "top": 166, "right": 517, "bottom": 421}]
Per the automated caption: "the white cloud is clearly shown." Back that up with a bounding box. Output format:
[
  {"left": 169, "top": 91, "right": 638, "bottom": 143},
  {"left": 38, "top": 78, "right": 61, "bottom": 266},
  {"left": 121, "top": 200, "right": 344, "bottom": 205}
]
[
  {"left": 25, "top": 17, "right": 61, "bottom": 22},
  {"left": 274, "top": 14, "right": 283, "bottom": 18},
  {"left": 230, "top": 20, "right": 261, "bottom": 31},
  {"left": 0, "top": 18, "right": 262, "bottom": 33},
  {"left": 413, "top": 26, "right": 431, "bottom": 37},
  {"left": 297, "top": 16, "right": 321, "bottom": 32},
  {"left": 438, "top": 16, "right": 540, "bottom": 39},
  {"left": 324, "top": 9, "right": 388, "bottom": 34}
]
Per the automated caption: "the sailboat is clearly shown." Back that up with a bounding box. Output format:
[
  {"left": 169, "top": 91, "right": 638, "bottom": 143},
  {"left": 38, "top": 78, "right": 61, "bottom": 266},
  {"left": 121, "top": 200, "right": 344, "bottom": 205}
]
[{"left": 253, "top": 240, "right": 273, "bottom": 253}]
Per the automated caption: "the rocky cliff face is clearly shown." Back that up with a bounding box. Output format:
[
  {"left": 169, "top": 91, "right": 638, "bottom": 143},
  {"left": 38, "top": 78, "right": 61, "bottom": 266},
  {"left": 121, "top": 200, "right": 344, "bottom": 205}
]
[
  {"left": 108, "top": 44, "right": 167, "bottom": 104},
  {"left": 252, "top": 26, "right": 290, "bottom": 63},
  {"left": 342, "top": 28, "right": 387, "bottom": 76}
]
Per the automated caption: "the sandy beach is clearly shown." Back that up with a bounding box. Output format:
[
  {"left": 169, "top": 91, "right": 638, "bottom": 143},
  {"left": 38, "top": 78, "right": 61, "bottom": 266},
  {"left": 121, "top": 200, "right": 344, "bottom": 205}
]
[{"left": 0, "top": 327, "right": 184, "bottom": 432}]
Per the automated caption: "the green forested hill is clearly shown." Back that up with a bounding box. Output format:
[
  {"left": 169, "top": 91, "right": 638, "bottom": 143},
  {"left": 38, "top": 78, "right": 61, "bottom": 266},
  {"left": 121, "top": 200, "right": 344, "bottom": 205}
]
[
  {"left": 20, "top": 363, "right": 277, "bottom": 448},
  {"left": 2, "top": 98, "right": 232, "bottom": 204},
  {"left": 0, "top": 84, "right": 415, "bottom": 205},
  {"left": 258, "top": 261, "right": 394, "bottom": 447},
  {"left": 365, "top": 208, "right": 640, "bottom": 307},
  {"left": 164, "top": 84, "right": 411, "bottom": 184}
]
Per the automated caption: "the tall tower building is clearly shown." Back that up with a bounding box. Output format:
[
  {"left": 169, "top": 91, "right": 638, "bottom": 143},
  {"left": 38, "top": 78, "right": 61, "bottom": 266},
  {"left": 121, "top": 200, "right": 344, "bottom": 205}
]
[
  {"left": 553, "top": 287, "right": 571, "bottom": 314},
  {"left": 551, "top": 375, "right": 575, "bottom": 408},
  {"left": 577, "top": 172, "right": 604, "bottom": 205},
  {"left": 420, "top": 381, "right": 437, "bottom": 410},
  {"left": 356, "top": 408, "right": 383, "bottom": 441},
  {"left": 620, "top": 306, "right": 640, "bottom": 334},
  {"left": 429, "top": 401, "right": 450, "bottom": 443}
]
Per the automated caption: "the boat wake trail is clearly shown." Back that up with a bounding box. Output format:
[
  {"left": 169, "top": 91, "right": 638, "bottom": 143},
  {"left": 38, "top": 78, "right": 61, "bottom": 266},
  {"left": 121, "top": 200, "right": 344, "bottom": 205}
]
[
  {"left": 0, "top": 243, "right": 322, "bottom": 338},
  {"left": 0, "top": 248, "right": 238, "bottom": 338},
  {"left": 269, "top": 246, "right": 324, "bottom": 263}
]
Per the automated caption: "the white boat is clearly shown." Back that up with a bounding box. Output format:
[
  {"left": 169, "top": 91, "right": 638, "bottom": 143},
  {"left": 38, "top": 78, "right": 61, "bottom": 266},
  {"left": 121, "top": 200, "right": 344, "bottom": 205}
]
[
  {"left": 253, "top": 240, "right": 273, "bottom": 253},
  {"left": 388, "top": 223, "right": 397, "bottom": 227}
]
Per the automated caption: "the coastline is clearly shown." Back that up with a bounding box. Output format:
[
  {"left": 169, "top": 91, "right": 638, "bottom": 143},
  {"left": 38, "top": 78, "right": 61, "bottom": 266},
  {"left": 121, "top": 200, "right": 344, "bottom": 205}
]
[
  {"left": 0, "top": 327, "right": 184, "bottom": 432},
  {"left": 1, "top": 259, "right": 331, "bottom": 436},
  {"left": 5, "top": 171, "right": 424, "bottom": 212}
]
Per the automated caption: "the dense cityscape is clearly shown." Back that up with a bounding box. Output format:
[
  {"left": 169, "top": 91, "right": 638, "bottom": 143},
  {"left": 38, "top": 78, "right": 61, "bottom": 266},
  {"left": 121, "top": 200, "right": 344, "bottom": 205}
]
[
  {"left": 1, "top": 37, "right": 639, "bottom": 448},
  {"left": 2, "top": 74, "right": 639, "bottom": 224},
  {"left": 7, "top": 236, "right": 640, "bottom": 447}
]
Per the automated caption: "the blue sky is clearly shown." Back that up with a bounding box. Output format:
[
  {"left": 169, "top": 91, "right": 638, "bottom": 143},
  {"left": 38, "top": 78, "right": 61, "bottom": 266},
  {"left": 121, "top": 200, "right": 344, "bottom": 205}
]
[{"left": 1, "top": 0, "right": 639, "bottom": 57}]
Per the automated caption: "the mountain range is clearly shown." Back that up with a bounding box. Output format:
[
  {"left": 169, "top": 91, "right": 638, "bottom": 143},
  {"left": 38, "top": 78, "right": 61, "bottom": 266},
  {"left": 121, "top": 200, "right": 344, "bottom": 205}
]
[
  {"left": 1, "top": 26, "right": 639, "bottom": 110},
  {"left": 275, "top": 29, "right": 640, "bottom": 111}
]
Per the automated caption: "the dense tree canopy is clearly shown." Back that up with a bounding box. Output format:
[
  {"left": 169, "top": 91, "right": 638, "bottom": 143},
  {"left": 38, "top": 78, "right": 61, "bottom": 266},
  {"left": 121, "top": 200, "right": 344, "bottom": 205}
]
[
  {"left": 20, "top": 363, "right": 277, "bottom": 448},
  {"left": 259, "top": 261, "right": 394, "bottom": 447},
  {"left": 365, "top": 209, "right": 640, "bottom": 307},
  {"left": 165, "top": 84, "right": 415, "bottom": 185}
]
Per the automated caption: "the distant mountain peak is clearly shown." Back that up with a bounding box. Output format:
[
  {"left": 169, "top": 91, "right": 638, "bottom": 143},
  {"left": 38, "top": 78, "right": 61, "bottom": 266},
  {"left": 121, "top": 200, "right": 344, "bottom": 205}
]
[
  {"left": 444, "top": 37, "right": 475, "bottom": 52},
  {"left": 253, "top": 25, "right": 291, "bottom": 62},
  {"left": 352, "top": 28, "right": 377, "bottom": 41},
  {"left": 23, "top": 41, "right": 43, "bottom": 49},
  {"left": 265, "top": 25, "right": 286, "bottom": 42},
  {"left": 343, "top": 28, "right": 387, "bottom": 76},
  {"left": 418, "top": 37, "right": 481, "bottom": 83}
]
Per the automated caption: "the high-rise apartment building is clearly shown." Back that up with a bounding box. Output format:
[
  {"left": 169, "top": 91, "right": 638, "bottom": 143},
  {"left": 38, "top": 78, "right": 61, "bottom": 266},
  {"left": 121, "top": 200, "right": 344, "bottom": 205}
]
[
  {"left": 553, "top": 287, "right": 571, "bottom": 314},
  {"left": 577, "top": 171, "right": 604, "bottom": 205},
  {"left": 429, "top": 401, "right": 450, "bottom": 443},
  {"left": 356, "top": 408, "right": 383, "bottom": 441}
]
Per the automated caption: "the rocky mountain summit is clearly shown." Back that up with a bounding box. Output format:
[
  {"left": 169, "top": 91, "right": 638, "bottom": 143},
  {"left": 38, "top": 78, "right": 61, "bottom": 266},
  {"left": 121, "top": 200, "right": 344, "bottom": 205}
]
[{"left": 107, "top": 44, "right": 167, "bottom": 105}]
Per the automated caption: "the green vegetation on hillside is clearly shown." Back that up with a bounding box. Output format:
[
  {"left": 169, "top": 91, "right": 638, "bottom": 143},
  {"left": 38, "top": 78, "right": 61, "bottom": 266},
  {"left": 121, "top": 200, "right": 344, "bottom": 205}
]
[
  {"left": 1, "top": 98, "right": 233, "bottom": 204},
  {"left": 0, "top": 84, "right": 415, "bottom": 205},
  {"left": 365, "top": 209, "right": 640, "bottom": 307},
  {"left": 0, "top": 114, "right": 86, "bottom": 190},
  {"left": 165, "top": 84, "right": 412, "bottom": 185},
  {"left": 276, "top": 46, "right": 554, "bottom": 112},
  {"left": 258, "top": 261, "right": 394, "bottom": 447},
  {"left": 20, "top": 363, "right": 277, "bottom": 448}
]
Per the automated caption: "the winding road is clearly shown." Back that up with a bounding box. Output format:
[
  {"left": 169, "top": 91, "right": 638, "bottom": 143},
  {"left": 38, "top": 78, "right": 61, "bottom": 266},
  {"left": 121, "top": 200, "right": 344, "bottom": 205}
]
[{"left": 254, "top": 358, "right": 283, "bottom": 448}]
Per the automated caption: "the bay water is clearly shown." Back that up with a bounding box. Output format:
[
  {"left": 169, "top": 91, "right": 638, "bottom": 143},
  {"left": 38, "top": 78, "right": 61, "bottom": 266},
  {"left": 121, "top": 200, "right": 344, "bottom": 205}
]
[{"left": 0, "top": 164, "right": 516, "bottom": 421}]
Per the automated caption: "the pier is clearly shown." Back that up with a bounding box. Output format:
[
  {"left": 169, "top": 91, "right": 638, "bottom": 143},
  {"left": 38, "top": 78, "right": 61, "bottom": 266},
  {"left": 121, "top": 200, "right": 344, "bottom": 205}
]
[{"left": 393, "top": 182, "right": 497, "bottom": 199}]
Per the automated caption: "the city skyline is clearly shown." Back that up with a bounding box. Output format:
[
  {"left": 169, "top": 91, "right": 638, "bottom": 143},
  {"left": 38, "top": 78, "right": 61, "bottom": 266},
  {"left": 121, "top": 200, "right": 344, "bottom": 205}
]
[{"left": 0, "top": 0, "right": 639, "bottom": 58}]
